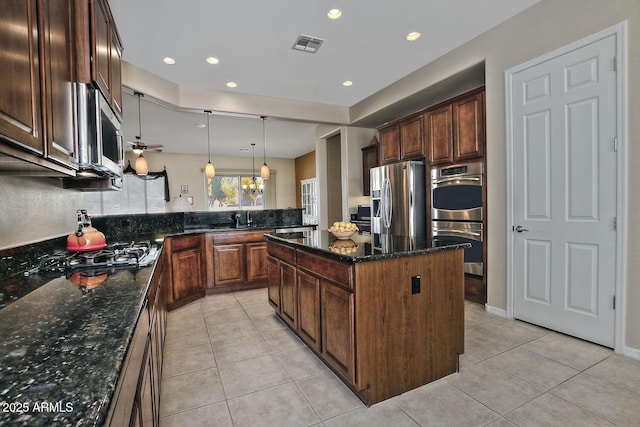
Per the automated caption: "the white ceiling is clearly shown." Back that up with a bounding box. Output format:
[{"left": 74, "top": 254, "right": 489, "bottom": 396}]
[{"left": 109, "top": 0, "right": 539, "bottom": 158}]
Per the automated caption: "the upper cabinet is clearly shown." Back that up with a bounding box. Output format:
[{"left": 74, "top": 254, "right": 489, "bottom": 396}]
[
  {"left": 93, "top": 0, "right": 123, "bottom": 117},
  {"left": 378, "top": 113, "right": 425, "bottom": 165},
  {"left": 0, "top": 0, "right": 123, "bottom": 176},
  {"left": 426, "top": 89, "right": 485, "bottom": 166},
  {"left": 361, "top": 143, "right": 379, "bottom": 196}
]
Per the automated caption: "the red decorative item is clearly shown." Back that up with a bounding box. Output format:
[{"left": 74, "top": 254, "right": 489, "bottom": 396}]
[{"left": 66, "top": 209, "right": 106, "bottom": 252}]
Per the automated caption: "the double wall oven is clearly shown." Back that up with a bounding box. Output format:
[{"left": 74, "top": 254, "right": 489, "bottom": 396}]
[{"left": 431, "top": 161, "right": 483, "bottom": 277}]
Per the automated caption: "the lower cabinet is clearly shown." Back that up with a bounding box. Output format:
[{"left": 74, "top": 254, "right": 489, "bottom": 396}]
[
  {"left": 267, "top": 255, "right": 281, "bottom": 312},
  {"left": 206, "top": 229, "right": 274, "bottom": 294},
  {"left": 279, "top": 261, "right": 297, "bottom": 329},
  {"left": 165, "top": 234, "right": 206, "bottom": 310},
  {"left": 320, "top": 280, "right": 353, "bottom": 382},
  {"left": 296, "top": 270, "right": 320, "bottom": 352},
  {"left": 107, "top": 256, "right": 167, "bottom": 426}
]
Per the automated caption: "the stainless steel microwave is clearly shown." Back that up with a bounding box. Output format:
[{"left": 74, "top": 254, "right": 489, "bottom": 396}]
[{"left": 75, "top": 83, "right": 123, "bottom": 181}]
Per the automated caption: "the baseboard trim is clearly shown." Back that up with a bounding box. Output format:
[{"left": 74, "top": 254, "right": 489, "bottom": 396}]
[
  {"left": 484, "top": 304, "right": 508, "bottom": 318},
  {"left": 619, "top": 345, "right": 640, "bottom": 361}
]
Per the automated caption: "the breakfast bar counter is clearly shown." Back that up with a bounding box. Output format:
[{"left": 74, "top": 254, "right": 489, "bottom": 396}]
[{"left": 265, "top": 230, "right": 467, "bottom": 405}]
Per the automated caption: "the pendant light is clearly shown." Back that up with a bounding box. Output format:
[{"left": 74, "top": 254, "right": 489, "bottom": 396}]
[
  {"left": 249, "top": 143, "right": 263, "bottom": 194},
  {"left": 134, "top": 92, "right": 148, "bottom": 175},
  {"left": 204, "top": 110, "right": 215, "bottom": 179},
  {"left": 260, "top": 116, "right": 270, "bottom": 179}
]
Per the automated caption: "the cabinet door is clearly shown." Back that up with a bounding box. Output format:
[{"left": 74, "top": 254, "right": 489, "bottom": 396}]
[
  {"left": 213, "top": 244, "right": 246, "bottom": 286},
  {"left": 379, "top": 125, "right": 400, "bottom": 164},
  {"left": 41, "top": 0, "right": 78, "bottom": 168},
  {"left": 280, "top": 262, "right": 297, "bottom": 329},
  {"left": 172, "top": 248, "right": 205, "bottom": 301},
  {"left": 267, "top": 256, "right": 281, "bottom": 312},
  {"left": 453, "top": 91, "right": 484, "bottom": 162},
  {"left": 110, "top": 32, "right": 123, "bottom": 117},
  {"left": 92, "top": 0, "right": 111, "bottom": 101},
  {"left": 140, "top": 343, "right": 154, "bottom": 426},
  {"left": 321, "top": 281, "right": 354, "bottom": 383},
  {"left": 400, "top": 115, "right": 424, "bottom": 160},
  {"left": 246, "top": 242, "right": 268, "bottom": 282},
  {"left": 297, "top": 270, "right": 320, "bottom": 351},
  {"left": 0, "top": 0, "right": 44, "bottom": 153},
  {"left": 361, "top": 144, "right": 378, "bottom": 196},
  {"left": 425, "top": 104, "right": 453, "bottom": 165}
]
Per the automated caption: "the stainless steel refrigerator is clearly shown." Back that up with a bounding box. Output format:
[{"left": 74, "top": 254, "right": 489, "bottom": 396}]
[{"left": 370, "top": 160, "right": 426, "bottom": 244}]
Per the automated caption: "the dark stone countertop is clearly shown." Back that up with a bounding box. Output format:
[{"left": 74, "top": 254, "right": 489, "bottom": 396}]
[
  {"left": 0, "top": 264, "right": 155, "bottom": 426},
  {"left": 266, "top": 230, "right": 470, "bottom": 263}
]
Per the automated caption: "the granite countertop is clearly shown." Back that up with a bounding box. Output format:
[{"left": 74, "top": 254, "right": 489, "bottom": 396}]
[
  {"left": 266, "top": 230, "right": 470, "bottom": 263},
  {"left": 0, "top": 264, "right": 155, "bottom": 426}
]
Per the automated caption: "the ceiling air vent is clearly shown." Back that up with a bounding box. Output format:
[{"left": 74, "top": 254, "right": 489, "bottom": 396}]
[{"left": 292, "top": 34, "right": 324, "bottom": 53}]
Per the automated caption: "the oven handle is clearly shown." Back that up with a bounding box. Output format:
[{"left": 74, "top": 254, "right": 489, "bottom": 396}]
[
  {"left": 433, "top": 227, "right": 483, "bottom": 241},
  {"left": 432, "top": 176, "right": 482, "bottom": 187}
]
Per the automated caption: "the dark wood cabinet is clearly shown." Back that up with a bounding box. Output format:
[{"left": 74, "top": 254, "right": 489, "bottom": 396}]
[
  {"left": 427, "top": 89, "right": 485, "bottom": 166},
  {"left": 107, "top": 257, "right": 166, "bottom": 426},
  {"left": 320, "top": 279, "right": 354, "bottom": 382},
  {"left": 267, "top": 238, "right": 465, "bottom": 406},
  {"left": 379, "top": 125, "right": 400, "bottom": 164},
  {"left": 0, "top": 0, "right": 78, "bottom": 176},
  {"left": 297, "top": 269, "right": 321, "bottom": 352},
  {"left": 213, "top": 244, "right": 246, "bottom": 285},
  {"left": 425, "top": 104, "right": 454, "bottom": 165},
  {"left": 89, "top": 0, "right": 123, "bottom": 117},
  {"left": 0, "top": 0, "right": 44, "bottom": 155},
  {"left": 41, "top": 0, "right": 79, "bottom": 169},
  {"left": 166, "top": 235, "right": 206, "bottom": 310},
  {"left": 267, "top": 255, "right": 281, "bottom": 312},
  {"left": 378, "top": 113, "right": 425, "bottom": 165},
  {"left": 280, "top": 261, "right": 297, "bottom": 329},
  {"left": 207, "top": 229, "right": 274, "bottom": 294},
  {"left": 399, "top": 115, "right": 424, "bottom": 160},
  {"left": 453, "top": 91, "right": 484, "bottom": 162},
  {"left": 361, "top": 143, "right": 379, "bottom": 196}
]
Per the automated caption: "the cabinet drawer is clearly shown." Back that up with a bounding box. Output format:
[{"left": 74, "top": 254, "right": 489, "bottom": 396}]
[
  {"left": 170, "top": 235, "right": 201, "bottom": 251},
  {"left": 267, "top": 241, "right": 296, "bottom": 264},
  {"left": 297, "top": 250, "right": 353, "bottom": 289},
  {"left": 211, "top": 229, "right": 272, "bottom": 244}
]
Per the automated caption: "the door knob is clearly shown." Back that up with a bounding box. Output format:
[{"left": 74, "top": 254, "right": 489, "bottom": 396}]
[{"left": 514, "top": 225, "right": 529, "bottom": 233}]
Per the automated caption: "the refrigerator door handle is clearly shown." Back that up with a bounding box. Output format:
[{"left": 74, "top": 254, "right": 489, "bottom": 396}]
[{"left": 383, "top": 177, "right": 392, "bottom": 229}]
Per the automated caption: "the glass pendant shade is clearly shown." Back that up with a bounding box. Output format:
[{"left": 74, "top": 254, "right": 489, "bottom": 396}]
[
  {"left": 135, "top": 154, "right": 149, "bottom": 175},
  {"left": 205, "top": 161, "right": 215, "bottom": 179},
  {"left": 261, "top": 163, "right": 270, "bottom": 179}
]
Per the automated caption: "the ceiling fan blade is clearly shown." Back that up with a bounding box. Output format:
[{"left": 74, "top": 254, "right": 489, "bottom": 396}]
[{"left": 146, "top": 144, "right": 164, "bottom": 149}]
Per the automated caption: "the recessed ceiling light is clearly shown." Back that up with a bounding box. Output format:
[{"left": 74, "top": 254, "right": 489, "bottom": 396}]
[
  {"left": 328, "top": 9, "right": 342, "bottom": 19},
  {"left": 206, "top": 57, "right": 219, "bottom": 64},
  {"left": 342, "top": 81, "right": 353, "bottom": 87},
  {"left": 194, "top": 123, "right": 206, "bottom": 128},
  {"left": 163, "top": 57, "right": 176, "bottom": 64},
  {"left": 226, "top": 81, "right": 238, "bottom": 88},
  {"left": 406, "top": 32, "right": 421, "bottom": 41}
]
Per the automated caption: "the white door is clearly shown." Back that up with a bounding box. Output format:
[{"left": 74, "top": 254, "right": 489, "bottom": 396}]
[{"left": 509, "top": 35, "right": 617, "bottom": 347}]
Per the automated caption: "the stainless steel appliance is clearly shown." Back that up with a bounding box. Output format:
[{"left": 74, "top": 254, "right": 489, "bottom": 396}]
[
  {"left": 430, "top": 161, "right": 483, "bottom": 276},
  {"left": 73, "top": 83, "right": 124, "bottom": 188},
  {"left": 370, "top": 160, "right": 426, "bottom": 243}
]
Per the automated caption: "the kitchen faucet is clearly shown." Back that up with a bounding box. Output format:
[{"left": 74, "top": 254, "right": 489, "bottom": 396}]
[
  {"left": 235, "top": 213, "right": 241, "bottom": 228},
  {"left": 246, "top": 211, "right": 252, "bottom": 227}
]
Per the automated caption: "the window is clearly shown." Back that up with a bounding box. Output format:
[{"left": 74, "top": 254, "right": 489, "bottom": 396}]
[
  {"left": 300, "top": 177, "right": 318, "bottom": 224},
  {"left": 84, "top": 174, "right": 167, "bottom": 214},
  {"left": 206, "top": 175, "right": 265, "bottom": 210}
]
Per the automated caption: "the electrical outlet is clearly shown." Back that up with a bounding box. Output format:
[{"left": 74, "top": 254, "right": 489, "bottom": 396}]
[{"left": 411, "top": 275, "right": 421, "bottom": 294}]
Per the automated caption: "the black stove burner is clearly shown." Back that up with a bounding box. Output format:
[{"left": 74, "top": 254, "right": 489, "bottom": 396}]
[{"left": 34, "top": 241, "right": 156, "bottom": 273}]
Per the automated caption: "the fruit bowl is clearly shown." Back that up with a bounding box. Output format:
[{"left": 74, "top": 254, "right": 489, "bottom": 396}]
[
  {"left": 329, "top": 239, "right": 358, "bottom": 254},
  {"left": 328, "top": 222, "right": 359, "bottom": 240}
]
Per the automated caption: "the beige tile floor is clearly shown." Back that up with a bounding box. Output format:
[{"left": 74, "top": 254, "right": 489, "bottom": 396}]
[{"left": 159, "top": 288, "right": 640, "bottom": 427}]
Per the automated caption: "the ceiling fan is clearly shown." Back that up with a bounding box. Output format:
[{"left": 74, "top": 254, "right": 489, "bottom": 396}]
[{"left": 126, "top": 92, "right": 164, "bottom": 154}]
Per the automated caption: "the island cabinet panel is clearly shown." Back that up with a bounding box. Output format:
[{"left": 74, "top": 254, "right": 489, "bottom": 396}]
[
  {"left": 266, "top": 236, "right": 465, "bottom": 406},
  {"left": 320, "top": 280, "right": 355, "bottom": 384},
  {"left": 279, "top": 261, "right": 298, "bottom": 329},
  {"left": 267, "top": 255, "right": 281, "bottom": 312},
  {"left": 296, "top": 270, "right": 321, "bottom": 351}
]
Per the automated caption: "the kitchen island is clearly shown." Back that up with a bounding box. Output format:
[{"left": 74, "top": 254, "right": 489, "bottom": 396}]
[{"left": 266, "top": 230, "right": 467, "bottom": 405}]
